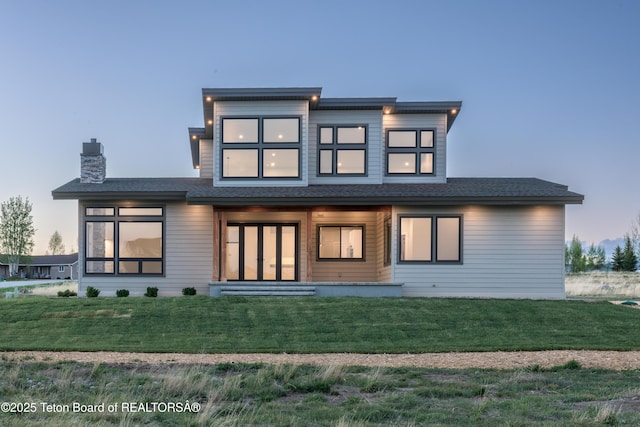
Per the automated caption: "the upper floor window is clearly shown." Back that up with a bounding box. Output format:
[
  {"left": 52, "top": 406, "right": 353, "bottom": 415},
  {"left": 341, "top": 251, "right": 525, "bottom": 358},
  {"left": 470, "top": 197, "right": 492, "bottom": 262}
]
[
  {"left": 221, "top": 117, "right": 300, "bottom": 178},
  {"left": 85, "top": 206, "right": 164, "bottom": 275},
  {"left": 386, "top": 129, "right": 435, "bottom": 175},
  {"left": 318, "top": 125, "right": 367, "bottom": 176}
]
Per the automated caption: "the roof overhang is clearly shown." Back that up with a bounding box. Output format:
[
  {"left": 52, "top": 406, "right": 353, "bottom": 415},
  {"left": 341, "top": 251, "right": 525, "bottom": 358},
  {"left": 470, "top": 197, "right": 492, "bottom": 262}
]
[{"left": 52, "top": 178, "right": 584, "bottom": 206}]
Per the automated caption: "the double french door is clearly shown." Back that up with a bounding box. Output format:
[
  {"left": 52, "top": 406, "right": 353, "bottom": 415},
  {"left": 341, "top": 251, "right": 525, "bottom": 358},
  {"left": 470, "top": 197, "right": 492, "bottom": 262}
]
[{"left": 226, "top": 224, "right": 297, "bottom": 281}]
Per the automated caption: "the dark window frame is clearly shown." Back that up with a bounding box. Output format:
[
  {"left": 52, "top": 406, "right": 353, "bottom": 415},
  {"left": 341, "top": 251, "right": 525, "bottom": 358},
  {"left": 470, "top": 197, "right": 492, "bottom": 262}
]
[
  {"left": 386, "top": 128, "right": 436, "bottom": 175},
  {"left": 220, "top": 116, "right": 302, "bottom": 180},
  {"left": 317, "top": 224, "right": 366, "bottom": 261},
  {"left": 84, "top": 205, "right": 165, "bottom": 276},
  {"left": 226, "top": 223, "right": 299, "bottom": 281},
  {"left": 317, "top": 125, "right": 368, "bottom": 177},
  {"left": 397, "top": 214, "right": 462, "bottom": 264}
]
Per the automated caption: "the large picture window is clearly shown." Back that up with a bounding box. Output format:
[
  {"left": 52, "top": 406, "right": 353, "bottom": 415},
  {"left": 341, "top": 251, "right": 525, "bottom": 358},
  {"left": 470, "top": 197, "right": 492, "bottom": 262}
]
[
  {"left": 222, "top": 117, "right": 300, "bottom": 179},
  {"left": 399, "top": 215, "right": 461, "bottom": 263},
  {"left": 85, "top": 206, "right": 164, "bottom": 275},
  {"left": 318, "top": 125, "right": 367, "bottom": 176},
  {"left": 318, "top": 225, "right": 364, "bottom": 260},
  {"left": 386, "top": 129, "right": 435, "bottom": 175}
]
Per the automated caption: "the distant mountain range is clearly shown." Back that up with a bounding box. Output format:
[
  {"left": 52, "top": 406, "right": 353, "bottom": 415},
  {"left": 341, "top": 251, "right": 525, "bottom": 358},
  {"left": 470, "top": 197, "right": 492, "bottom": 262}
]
[
  {"left": 598, "top": 238, "right": 627, "bottom": 259},
  {"left": 568, "top": 237, "right": 628, "bottom": 260}
]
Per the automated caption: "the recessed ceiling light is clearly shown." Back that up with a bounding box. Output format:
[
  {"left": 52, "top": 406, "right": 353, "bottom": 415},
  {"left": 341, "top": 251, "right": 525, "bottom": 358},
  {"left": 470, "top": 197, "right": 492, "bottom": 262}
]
[
  {"left": 207, "top": 119, "right": 213, "bottom": 125},
  {"left": 191, "top": 135, "right": 197, "bottom": 140},
  {"left": 205, "top": 96, "right": 212, "bottom": 102},
  {"left": 451, "top": 109, "right": 457, "bottom": 114}
]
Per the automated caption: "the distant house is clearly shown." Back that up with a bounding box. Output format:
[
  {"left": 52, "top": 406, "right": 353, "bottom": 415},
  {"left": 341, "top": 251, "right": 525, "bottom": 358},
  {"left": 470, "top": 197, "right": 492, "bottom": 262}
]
[
  {"left": 52, "top": 87, "right": 583, "bottom": 298},
  {"left": 0, "top": 254, "right": 78, "bottom": 280}
]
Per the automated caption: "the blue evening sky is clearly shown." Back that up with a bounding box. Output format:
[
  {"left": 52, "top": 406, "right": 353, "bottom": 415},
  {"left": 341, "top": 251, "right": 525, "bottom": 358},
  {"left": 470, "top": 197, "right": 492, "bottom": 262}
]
[{"left": 1, "top": 0, "right": 638, "bottom": 254}]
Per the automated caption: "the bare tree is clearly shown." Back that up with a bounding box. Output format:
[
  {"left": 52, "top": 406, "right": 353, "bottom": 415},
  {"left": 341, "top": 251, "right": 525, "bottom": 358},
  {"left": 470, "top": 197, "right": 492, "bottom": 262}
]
[
  {"left": 0, "top": 196, "right": 35, "bottom": 276},
  {"left": 48, "top": 230, "right": 65, "bottom": 255}
]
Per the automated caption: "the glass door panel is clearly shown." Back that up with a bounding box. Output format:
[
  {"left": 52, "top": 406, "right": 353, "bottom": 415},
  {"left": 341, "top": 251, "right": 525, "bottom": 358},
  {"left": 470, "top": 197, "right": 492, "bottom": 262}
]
[
  {"left": 281, "top": 226, "right": 296, "bottom": 280},
  {"left": 226, "top": 224, "right": 297, "bottom": 281},
  {"left": 226, "top": 226, "right": 240, "bottom": 280},
  {"left": 262, "top": 226, "right": 278, "bottom": 280},
  {"left": 243, "top": 226, "right": 258, "bottom": 280}
]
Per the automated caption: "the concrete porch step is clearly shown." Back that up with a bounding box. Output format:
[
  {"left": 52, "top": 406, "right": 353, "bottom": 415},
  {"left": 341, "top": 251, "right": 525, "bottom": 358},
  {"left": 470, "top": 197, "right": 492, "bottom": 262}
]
[{"left": 219, "top": 285, "right": 316, "bottom": 297}]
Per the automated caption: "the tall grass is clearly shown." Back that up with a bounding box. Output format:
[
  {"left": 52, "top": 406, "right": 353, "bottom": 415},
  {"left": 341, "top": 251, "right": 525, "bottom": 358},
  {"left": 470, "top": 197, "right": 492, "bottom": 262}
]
[
  {"left": 4, "top": 361, "right": 639, "bottom": 426},
  {"left": 566, "top": 271, "right": 640, "bottom": 298}
]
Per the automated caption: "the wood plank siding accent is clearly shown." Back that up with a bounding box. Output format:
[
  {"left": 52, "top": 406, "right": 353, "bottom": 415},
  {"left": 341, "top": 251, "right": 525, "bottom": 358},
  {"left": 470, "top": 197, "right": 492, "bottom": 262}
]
[
  {"left": 376, "top": 211, "right": 393, "bottom": 282},
  {"left": 212, "top": 100, "right": 309, "bottom": 187},
  {"left": 310, "top": 211, "right": 379, "bottom": 282},
  {"left": 77, "top": 201, "right": 213, "bottom": 296},
  {"left": 392, "top": 205, "right": 566, "bottom": 298},
  {"left": 308, "top": 110, "right": 383, "bottom": 184},
  {"left": 382, "top": 113, "right": 448, "bottom": 183}
]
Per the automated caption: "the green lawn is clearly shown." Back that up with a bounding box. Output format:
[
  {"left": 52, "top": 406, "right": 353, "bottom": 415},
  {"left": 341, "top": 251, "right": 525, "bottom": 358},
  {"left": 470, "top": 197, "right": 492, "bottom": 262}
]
[{"left": 1, "top": 296, "right": 639, "bottom": 353}]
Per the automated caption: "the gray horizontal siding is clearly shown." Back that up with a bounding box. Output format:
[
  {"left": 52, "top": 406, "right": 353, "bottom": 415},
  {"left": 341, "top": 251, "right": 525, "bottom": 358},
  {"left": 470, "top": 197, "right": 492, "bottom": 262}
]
[
  {"left": 392, "top": 205, "right": 566, "bottom": 298},
  {"left": 213, "top": 100, "right": 309, "bottom": 187},
  {"left": 308, "top": 110, "right": 383, "bottom": 184},
  {"left": 383, "top": 113, "right": 447, "bottom": 184},
  {"left": 199, "top": 139, "right": 213, "bottom": 179},
  {"left": 78, "top": 201, "right": 213, "bottom": 296}
]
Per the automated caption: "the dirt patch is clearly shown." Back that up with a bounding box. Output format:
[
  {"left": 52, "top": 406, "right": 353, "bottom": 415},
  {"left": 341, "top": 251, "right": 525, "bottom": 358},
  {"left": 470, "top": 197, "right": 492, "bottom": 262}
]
[{"left": 2, "top": 350, "right": 640, "bottom": 370}]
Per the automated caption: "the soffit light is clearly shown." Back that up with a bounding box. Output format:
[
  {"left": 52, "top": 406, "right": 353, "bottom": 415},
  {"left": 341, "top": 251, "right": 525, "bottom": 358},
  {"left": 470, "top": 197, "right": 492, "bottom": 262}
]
[{"left": 205, "top": 96, "right": 212, "bottom": 102}]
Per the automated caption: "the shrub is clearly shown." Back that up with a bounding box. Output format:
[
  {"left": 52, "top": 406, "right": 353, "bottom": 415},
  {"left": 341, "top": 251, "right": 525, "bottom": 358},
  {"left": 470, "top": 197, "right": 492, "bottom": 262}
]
[
  {"left": 86, "top": 286, "right": 100, "bottom": 298},
  {"left": 116, "top": 289, "right": 130, "bottom": 298},
  {"left": 144, "top": 287, "right": 158, "bottom": 297},
  {"left": 57, "top": 289, "right": 77, "bottom": 297},
  {"left": 182, "top": 287, "right": 197, "bottom": 296}
]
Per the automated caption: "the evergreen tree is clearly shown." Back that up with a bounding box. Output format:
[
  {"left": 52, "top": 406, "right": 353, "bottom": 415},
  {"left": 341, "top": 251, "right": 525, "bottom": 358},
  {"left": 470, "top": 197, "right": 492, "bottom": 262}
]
[
  {"left": 622, "top": 235, "right": 638, "bottom": 271},
  {"left": 595, "top": 246, "right": 606, "bottom": 270},
  {"left": 567, "top": 235, "right": 586, "bottom": 273},
  {"left": 612, "top": 245, "right": 624, "bottom": 271}
]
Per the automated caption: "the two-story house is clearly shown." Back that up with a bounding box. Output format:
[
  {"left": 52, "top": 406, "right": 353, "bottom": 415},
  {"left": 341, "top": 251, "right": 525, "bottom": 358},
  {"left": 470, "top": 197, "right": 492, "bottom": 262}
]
[{"left": 52, "top": 87, "right": 583, "bottom": 298}]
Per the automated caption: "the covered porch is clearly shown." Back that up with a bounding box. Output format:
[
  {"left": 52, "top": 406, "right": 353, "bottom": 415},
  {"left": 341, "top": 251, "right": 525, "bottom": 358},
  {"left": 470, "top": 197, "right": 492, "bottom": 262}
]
[{"left": 209, "top": 205, "right": 402, "bottom": 296}]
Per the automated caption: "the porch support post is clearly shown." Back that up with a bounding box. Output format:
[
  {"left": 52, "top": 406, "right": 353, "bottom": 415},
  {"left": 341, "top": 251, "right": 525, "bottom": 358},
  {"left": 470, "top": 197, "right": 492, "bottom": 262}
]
[
  {"left": 306, "top": 209, "right": 313, "bottom": 282},
  {"left": 212, "top": 208, "right": 219, "bottom": 281},
  {"left": 220, "top": 211, "right": 227, "bottom": 282}
]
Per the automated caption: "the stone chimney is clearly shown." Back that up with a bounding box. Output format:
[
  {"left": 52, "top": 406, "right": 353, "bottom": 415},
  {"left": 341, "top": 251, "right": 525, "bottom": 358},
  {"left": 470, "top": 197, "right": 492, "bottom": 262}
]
[{"left": 80, "top": 138, "right": 106, "bottom": 183}]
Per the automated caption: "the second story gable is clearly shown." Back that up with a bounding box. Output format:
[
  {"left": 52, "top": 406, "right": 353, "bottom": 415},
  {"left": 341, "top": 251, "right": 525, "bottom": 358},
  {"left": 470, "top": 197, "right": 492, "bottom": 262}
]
[{"left": 188, "top": 87, "right": 461, "bottom": 187}]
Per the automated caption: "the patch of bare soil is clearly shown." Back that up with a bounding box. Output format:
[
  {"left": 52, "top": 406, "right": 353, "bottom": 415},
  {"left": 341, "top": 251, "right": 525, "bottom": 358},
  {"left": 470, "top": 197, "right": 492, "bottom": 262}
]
[{"left": 2, "top": 350, "right": 640, "bottom": 370}]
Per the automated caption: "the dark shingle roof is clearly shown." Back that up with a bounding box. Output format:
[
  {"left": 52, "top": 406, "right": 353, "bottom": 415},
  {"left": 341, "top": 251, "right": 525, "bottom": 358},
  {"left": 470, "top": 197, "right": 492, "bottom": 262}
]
[
  {"left": 0, "top": 254, "right": 78, "bottom": 267},
  {"left": 29, "top": 254, "right": 79, "bottom": 266},
  {"left": 53, "top": 178, "right": 583, "bottom": 206}
]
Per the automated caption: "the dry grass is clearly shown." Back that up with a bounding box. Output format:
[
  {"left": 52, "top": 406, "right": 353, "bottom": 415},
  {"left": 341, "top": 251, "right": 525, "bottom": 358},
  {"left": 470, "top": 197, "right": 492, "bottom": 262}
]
[{"left": 566, "top": 271, "right": 640, "bottom": 298}]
